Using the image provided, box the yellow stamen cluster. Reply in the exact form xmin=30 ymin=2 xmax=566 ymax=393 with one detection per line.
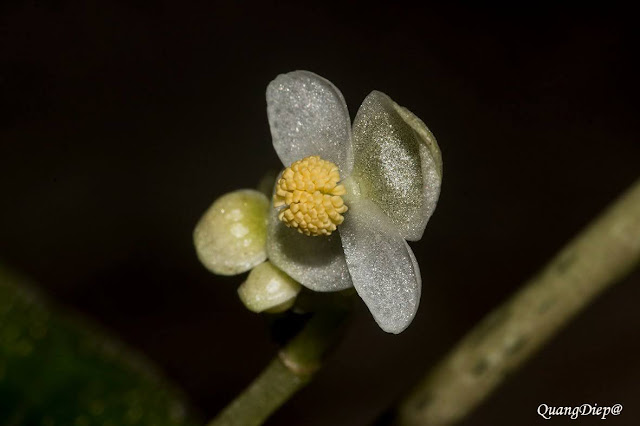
xmin=274 ymin=156 xmax=348 ymax=236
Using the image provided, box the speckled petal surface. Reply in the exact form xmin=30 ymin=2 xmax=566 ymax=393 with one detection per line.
xmin=267 ymin=71 xmax=353 ymax=175
xmin=340 ymin=198 xmax=421 ymax=334
xmin=351 ymin=91 xmax=442 ymax=241
xmin=266 ymin=204 xmax=353 ymax=292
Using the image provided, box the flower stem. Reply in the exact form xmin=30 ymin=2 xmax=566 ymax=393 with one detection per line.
xmin=394 ymin=178 xmax=640 ymax=426
xmin=207 ymin=306 xmax=350 ymax=426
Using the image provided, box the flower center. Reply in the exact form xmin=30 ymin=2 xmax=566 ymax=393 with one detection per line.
xmin=274 ymin=155 xmax=348 ymax=236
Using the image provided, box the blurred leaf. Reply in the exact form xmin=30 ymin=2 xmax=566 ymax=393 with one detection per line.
xmin=0 ymin=264 xmax=200 ymax=426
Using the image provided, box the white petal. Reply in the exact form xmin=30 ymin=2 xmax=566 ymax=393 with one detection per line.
xmin=266 ymin=203 xmax=353 ymax=292
xmin=340 ymin=198 xmax=421 ymax=334
xmin=237 ymin=261 xmax=301 ymax=313
xmin=351 ymin=91 xmax=442 ymax=241
xmin=193 ymin=190 xmax=269 ymax=275
xmin=266 ymin=71 xmax=353 ymax=175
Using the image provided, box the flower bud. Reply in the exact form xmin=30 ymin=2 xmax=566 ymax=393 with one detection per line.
xmin=237 ymin=261 xmax=301 ymax=313
xmin=193 ymin=189 xmax=269 ymax=275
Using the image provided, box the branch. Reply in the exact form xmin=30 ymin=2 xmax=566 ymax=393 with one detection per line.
xmin=396 ymin=178 xmax=640 ymax=425
xmin=208 ymin=306 xmax=350 ymax=426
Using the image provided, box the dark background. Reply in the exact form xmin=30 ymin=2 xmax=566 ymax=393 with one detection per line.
xmin=1 ymin=2 xmax=639 ymax=425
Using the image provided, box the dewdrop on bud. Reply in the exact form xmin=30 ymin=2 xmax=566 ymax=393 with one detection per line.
xmin=237 ymin=261 xmax=301 ymax=313
xmin=193 ymin=189 xmax=269 ymax=275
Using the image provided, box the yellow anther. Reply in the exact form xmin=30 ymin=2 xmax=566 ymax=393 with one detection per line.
xmin=274 ymin=156 xmax=348 ymax=236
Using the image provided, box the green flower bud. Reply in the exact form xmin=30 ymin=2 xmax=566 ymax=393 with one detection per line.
xmin=193 ymin=189 xmax=269 ymax=275
xmin=237 ymin=261 xmax=301 ymax=313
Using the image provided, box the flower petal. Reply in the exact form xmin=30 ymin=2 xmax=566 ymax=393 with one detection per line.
xmin=267 ymin=71 xmax=353 ymax=175
xmin=351 ymin=91 xmax=442 ymax=241
xmin=266 ymin=203 xmax=353 ymax=292
xmin=193 ymin=189 xmax=269 ymax=275
xmin=340 ymin=198 xmax=421 ymax=334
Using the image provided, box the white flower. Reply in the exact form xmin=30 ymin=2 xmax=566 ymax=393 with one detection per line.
xmin=266 ymin=71 xmax=442 ymax=333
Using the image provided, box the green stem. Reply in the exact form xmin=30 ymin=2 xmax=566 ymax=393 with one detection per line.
xmin=208 ymin=307 xmax=350 ymax=426
xmin=395 ymin=178 xmax=640 ymax=426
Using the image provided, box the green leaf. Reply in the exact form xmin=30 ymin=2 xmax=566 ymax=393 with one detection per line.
xmin=0 ymin=264 xmax=200 ymax=426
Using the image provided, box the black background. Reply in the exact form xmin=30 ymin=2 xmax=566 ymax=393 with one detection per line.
xmin=1 ymin=2 xmax=639 ymax=425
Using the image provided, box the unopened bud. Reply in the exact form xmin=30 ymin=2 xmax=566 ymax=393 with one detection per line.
xmin=237 ymin=261 xmax=301 ymax=313
xmin=193 ymin=189 xmax=269 ymax=275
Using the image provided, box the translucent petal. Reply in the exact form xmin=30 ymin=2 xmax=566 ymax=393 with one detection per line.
xmin=351 ymin=91 xmax=442 ymax=241
xmin=193 ymin=190 xmax=269 ymax=275
xmin=267 ymin=71 xmax=353 ymax=175
xmin=340 ymin=198 xmax=421 ymax=334
xmin=237 ymin=261 xmax=301 ymax=313
xmin=266 ymin=202 xmax=353 ymax=292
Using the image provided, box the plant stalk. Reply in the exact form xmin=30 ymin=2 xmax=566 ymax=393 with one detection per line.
xmin=395 ymin=178 xmax=640 ymax=425
xmin=208 ymin=307 xmax=350 ymax=426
